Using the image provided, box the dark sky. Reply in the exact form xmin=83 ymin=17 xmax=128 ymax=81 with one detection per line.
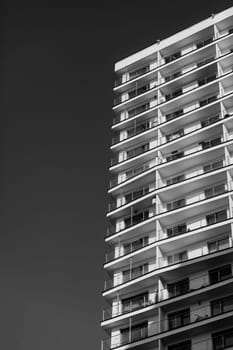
xmin=0 ymin=0 xmax=232 ymax=349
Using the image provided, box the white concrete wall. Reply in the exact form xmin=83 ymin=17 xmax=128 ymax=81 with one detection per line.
xmin=184 ymin=142 xmax=202 ymax=155
xmin=149 ymin=139 xmax=158 ymax=149
xmin=182 ymin=62 xmax=197 ymax=74
xmin=184 ymin=120 xmax=201 ymax=134
xmin=182 ymin=80 xmax=198 ymax=93
xmin=183 ymin=101 xmax=200 ymax=113
xmin=181 ymin=43 xmax=197 ymax=55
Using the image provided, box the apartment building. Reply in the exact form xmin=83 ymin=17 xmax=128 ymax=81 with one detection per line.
xmin=101 ymin=6 xmax=233 ymax=350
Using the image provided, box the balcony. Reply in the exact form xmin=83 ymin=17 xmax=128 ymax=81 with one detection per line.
xmin=108 ymin=180 xmax=228 ymax=236
xmin=106 ymin=180 xmax=232 ymax=237
xmin=113 ymin=77 xmax=220 ymax=126
xmin=113 ymin=62 xmax=233 ymax=128
xmin=163 ymin=72 xmax=217 ymax=103
xmin=114 ymin=55 xmax=218 ymax=108
xmin=111 ymin=111 xmax=227 ymax=168
xmin=102 ymin=295 xmax=233 ymax=349
xmin=105 ymin=208 xmax=230 ymax=264
xmin=114 ymin=36 xmax=213 ymax=89
xmin=163 ymin=37 xmax=213 ymax=64
xmin=102 ymin=274 xmax=233 ymax=322
xmin=109 ymin=127 xmax=229 ymax=190
xmin=115 ymin=65 xmax=150 ymax=88
xmin=111 ymin=117 xmax=158 ymax=146
xmin=103 ymin=238 xmax=232 ymax=291
xmin=113 ymin=27 xmax=233 ymax=90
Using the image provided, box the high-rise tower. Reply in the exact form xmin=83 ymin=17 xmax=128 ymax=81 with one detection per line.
xmin=102 ymin=7 xmax=233 ymax=350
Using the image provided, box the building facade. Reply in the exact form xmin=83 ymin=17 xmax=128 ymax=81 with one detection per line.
xmin=101 ymin=7 xmax=233 ymax=350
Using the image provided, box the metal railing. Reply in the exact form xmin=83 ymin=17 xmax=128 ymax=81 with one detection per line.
xmin=108 ymin=121 xmax=230 ymax=189
xmin=108 ymin=156 xmax=225 ymax=213
xmin=114 ymin=34 xmax=216 ymax=88
xmin=113 ymin=65 xmax=232 ymax=126
xmin=106 ymin=183 xmax=230 ymax=238
xmin=102 ymin=274 xmax=233 ymax=321
xmin=113 ymin=26 xmax=233 ymax=89
xmin=105 ymin=210 xmax=230 ymax=264
xmin=102 ymin=302 xmax=233 ymax=349
xmin=103 ymin=243 xmax=233 ymax=291
xmin=110 ymin=110 xmax=223 ymax=167
xmin=111 ymin=118 xmax=158 ymax=145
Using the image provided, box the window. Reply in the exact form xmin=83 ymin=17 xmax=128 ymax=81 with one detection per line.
xmin=167 ymin=174 xmax=185 ymax=186
xmin=168 ymin=251 xmax=187 ymax=265
xmin=125 ymin=186 xmax=149 ymax=204
xmin=167 ymin=223 xmax=187 ymax=237
xmin=208 ymin=236 xmax=229 ymax=253
xmin=165 ymin=51 xmax=181 ymax=64
xmin=128 ymin=84 xmax=149 ymax=99
xmin=123 ymin=236 xmax=149 ymax=254
xmin=212 ymin=328 xmax=233 ymax=350
xmin=123 ymin=263 xmax=149 ymax=283
xmin=201 ymin=114 xmax=220 ymax=127
xmin=122 ymin=292 xmax=149 ymax=313
xmin=204 ymin=183 xmax=225 ymax=198
xmin=200 ymin=137 xmax=221 ymax=150
xmin=124 ymin=210 xmax=149 ymax=228
xmin=196 ymin=37 xmax=213 ymax=49
xmin=167 ymin=198 xmax=185 ymax=211
xmin=199 ymin=95 xmax=217 ymax=107
xmin=168 ymin=308 xmax=190 ymax=329
xmin=166 ymin=151 xmax=184 ymax=162
xmin=127 ymin=142 xmax=149 ymax=159
xmin=168 ymin=340 xmax=191 ymax=350
xmin=120 ymin=322 xmax=148 ymax=345
xmin=166 ymin=129 xmax=184 ymax=142
xmin=206 ymin=209 xmax=227 ymax=225
xmin=128 ymin=103 xmax=149 ymax=118
xmin=166 ymin=109 xmax=183 ymax=121
xmin=211 ymin=295 xmax=233 ymax=316
xmin=209 ymin=264 xmax=232 ymax=284
xmin=167 ymin=278 xmax=189 ymax=298
xmin=129 ymin=66 xmax=149 ymax=79
xmin=203 ymin=159 xmax=223 ymax=173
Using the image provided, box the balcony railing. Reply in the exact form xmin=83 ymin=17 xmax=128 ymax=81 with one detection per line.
xmin=115 ymin=65 xmax=150 ymax=87
xmin=105 ymin=210 xmax=230 ymax=264
xmin=112 ymin=118 xmax=158 ymax=145
xmin=113 ymin=55 xmax=217 ymax=107
xmin=102 ymin=274 xmax=233 ymax=321
xmin=114 ymin=35 xmax=214 ymax=88
xmin=164 ymin=72 xmax=217 ymax=102
xmin=106 ymin=183 xmax=230 ymax=238
xmin=102 ymin=297 xmax=233 ymax=349
xmin=164 ymin=56 xmax=215 ymax=83
xmin=110 ymin=112 xmax=224 ymax=167
xmin=113 ymin=57 xmax=233 ymax=126
xmin=114 ymin=27 xmax=233 ymax=89
xmin=104 ymin=240 xmax=233 ymax=291
xmin=109 ymin=131 xmax=225 ymax=189
xmin=108 ymin=157 xmax=225 ymax=213
xmin=101 ymin=335 xmax=229 ymax=350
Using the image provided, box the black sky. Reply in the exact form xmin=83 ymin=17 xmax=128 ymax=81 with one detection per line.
xmin=0 ymin=0 xmax=232 ymax=349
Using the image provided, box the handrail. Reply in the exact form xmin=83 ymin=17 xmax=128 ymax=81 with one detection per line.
xmin=106 ymin=186 xmax=232 ymax=238
xmin=102 ymin=295 xmax=233 ymax=349
xmin=108 ymin=157 xmax=226 ymax=213
xmin=102 ymin=274 xmax=233 ymax=321
xmin=114 ymin=27 xmax=232 ymax=89
xmin=105 ymin=212 xmax=231 ymax=264
xmin=112 ymin=67 xmax=233 ymax=126
xmin=110 ymin=109 xmax=224 ymax=167
xmin=103 ymin=245 xmax=233 ymax=292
